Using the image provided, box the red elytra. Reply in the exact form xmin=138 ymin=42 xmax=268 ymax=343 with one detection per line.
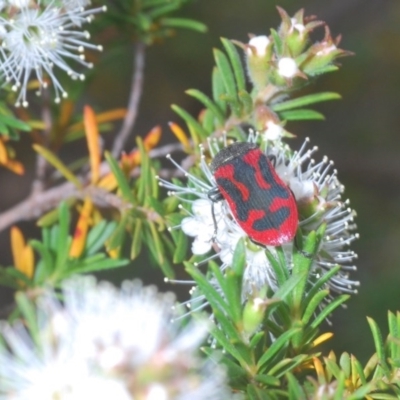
xmin=208 ymin=142 xmax=298 ymax=246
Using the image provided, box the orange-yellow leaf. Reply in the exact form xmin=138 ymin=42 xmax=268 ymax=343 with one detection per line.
xmin=107 ymin=247 xmax=120 ymax=259
xmin=4 ymin=159 xmax=24 ymax=175
xmin=11 ymin=226 xmax=34 ymax=279
xmin=169 ymin=122 xmax=190 ymax=148
xmin=120 ymin=150 xmax=140 ymax=173
xmin=11 ymin=226 xmax=24 ymax=271
xmin=21 ymin=246 xmax=34 ymax=279
xmin=59 ymin=100 xmax=75 ymax=129
xmin=96 ymin=108 xmax=127 ymax=123
xmin=116 ymin=125 xmax=162 ymax=174
xmin=313 ymin=357 xmax=326 ymax=380
xmin=84 ymin=105 xmax=101 ymax=184
xmin=97 ymin=172 xmax=118 ymax=191
xmin=311 ymin=332 xmax=333 ymax=348
xmin=69 ymin=198 xmax=93 ymax=258
xmin=143 ymin=125 xmax=162 ymax=149
xmin=91 ymin=207 xmax=103 ymax=224
xmin=67 ymin=108 xmax=127 ymax=135
xmin=327 ymin=351 xmax=337 ymax=362
xmin=0 ymin=139 xmax=8 ymax=163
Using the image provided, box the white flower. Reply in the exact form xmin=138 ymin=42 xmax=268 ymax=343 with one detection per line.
xmin=0 ymin=276 xmax=230 ymax=400
xmin=0 ymin=1 xmax=104 ymax=106
xmin=277 ymin=57 xmax=298 ymax=78
xmin=247 ymin=35 xmax=270 ymax=57
xmin=271 ymin=138 xmax=359 ymax=295
xmin=181 ymin=198 xmax=219 ymax=255
xmin=159 ymin=137 xmax=359 ymax=303
xmin=264 ymin=120 xmax=284 ymax=140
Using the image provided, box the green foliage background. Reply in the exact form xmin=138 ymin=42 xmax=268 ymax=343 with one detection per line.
xmin=1 ymin=0 xmax=399 ymax=364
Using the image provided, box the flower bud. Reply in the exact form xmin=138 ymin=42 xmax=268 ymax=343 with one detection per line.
xmin=253 ymin=104 xmax=294 ymax=140
xmin=245 ymin=35 xmax=273 ymax=89
xmin=242 ymin=295 xmax=268 ymax=336
xmin=301 ymin=26 xmax=353 ymax=76
xmin=269 ymin=56 xmax=307 ymax=87
xmin=277 ymin=7 xmax=324 ymax=57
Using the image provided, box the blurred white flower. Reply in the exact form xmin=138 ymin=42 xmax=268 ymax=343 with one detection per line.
xmin=0 ymin=1 xmax=104 ymax=106
xmin=0 ymin=276 xmax=229 ymax=399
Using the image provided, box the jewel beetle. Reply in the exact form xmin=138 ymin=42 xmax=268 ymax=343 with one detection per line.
xmin=208 ymin=142 xmax=298 ymax=246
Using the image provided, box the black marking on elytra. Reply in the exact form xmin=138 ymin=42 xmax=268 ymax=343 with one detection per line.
xmin=215 ymin=150 xmax=290 ymax=232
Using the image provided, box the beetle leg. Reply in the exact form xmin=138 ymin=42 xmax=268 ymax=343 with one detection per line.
xmin=210 ymin=202 xmax=218 ymax=242
xmin=207 ymin=186 xmax=224 ymax=202
xmin=207 ymin=187 xmax=224 ymax=242
xmin=267 ymin=154 xmax=277 ymax=167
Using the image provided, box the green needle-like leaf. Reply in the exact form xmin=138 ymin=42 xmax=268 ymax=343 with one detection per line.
xmin=325 ymin=357 xmax=342 ymax=380
xmin=171 ymin=104 xmax=210 ymax=141
xmin=224 ymin=269 xmax=242 ymax=325
xmin=268 ymin=354 xmax=309 ymax=378
xmin=172 ymin=229 xmax=188 ymax=263
xmin=221 ymin=37 xmax=246 ymax=92
xmin=339 ymin=352 xmax=351 ymax=377
xmin=257 ymin=328 xmax=300 ymax=370
xmin=212 ymin=67 xmax=228 ymax=112
xmin=15 ymin=292 xmax=40 ymax=347
xmin=287 ymin=372 xmax=307 ymax=400
xmin=271 ymin=92 xmax=341 ymax=111
xmin=304 ymin=265 xmax=340 ymax=305
xmin=272 ymin=271 xmax=307 ymax=303
xmin=33 ymin=144 xmax=81 ymax=188
xmin=185 ymin=89 xmax=225 ymax=124
xmin=266 ymin=248 xmax=289 ymax=287
xmin=291 ymin=231 xmax=317 ymax=310
xmin=0 ymin=115 xmax=31 ymax=132
xmin=347 ymin=384 xmax=375 ymax=399
xmin=147 ymin=3 xmax=180 ymax=18
xmin=30 ymin=240 xmax=54 ymax=282
xmin=270 ymin=29 xmax=283 ymax=56
xmin=311 ymin=295 xmax=349 ymax=329
xmin=213 ymin=48 xmax=238 ymax=103
xmin=211 ymin=323 xmax=251 ymax=366
xmin=253 ymin=374 xmax=280 ymax=387
xmin=161 ymin=18 xmax=207 ymax=32
xmin=279 ymin=109 xmax=325 ymax=121
xmin=55 ymin=203 xmax=71 ymax=272
xmin=85 ymin=221 xmax=117 ymax=256
xmin=130 ymin=219 xmax=143 ymax=260
xmin=105 ymin=152 xmax=135 ymax=203
xmin=148 ymin=222 xmax=165 ymax=266
xmin=367 ymin=316 xmax=390 ymax=374
xmin=388 ymin=311 xmax=399 ymax=360
xmin=186 ymin=262 xmax=230 ymax=317
xmin=302 ymin=289 xmax=329 ymax=325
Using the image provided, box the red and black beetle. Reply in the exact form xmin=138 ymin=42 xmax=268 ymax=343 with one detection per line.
xmin=208 ymin=142 xmax=298 ymax=247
